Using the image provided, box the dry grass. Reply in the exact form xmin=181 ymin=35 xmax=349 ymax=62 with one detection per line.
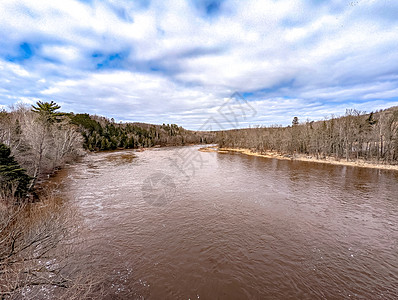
xmin=198 ymin=146 xmax=218 ymax=153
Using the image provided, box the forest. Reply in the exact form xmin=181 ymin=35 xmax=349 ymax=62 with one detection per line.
xmin=217 ymin=107 xmax=398 ymax=164
xmin=69 ymin=113 xmax=215 ymax=151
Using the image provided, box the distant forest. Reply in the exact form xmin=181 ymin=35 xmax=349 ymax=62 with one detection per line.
xmin=1 ymin=101 xmax=398 ymax=202
xmin=69 ymin=113 xmax=215 ymax=151
xmin=217 ymin=106 xmax=398 ymax=163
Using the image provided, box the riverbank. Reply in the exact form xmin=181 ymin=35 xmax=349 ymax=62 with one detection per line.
xmin=199 ymin=146 xmax=398 ymax=171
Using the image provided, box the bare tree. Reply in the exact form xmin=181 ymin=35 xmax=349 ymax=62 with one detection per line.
xmin=0 ymin=193 xmax=103 ymax=299
xmin=216 ymin=106 xmax=398 ymax=165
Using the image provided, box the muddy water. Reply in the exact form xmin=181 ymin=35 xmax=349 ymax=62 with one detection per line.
xmin=52 ymin=146 xmax=398 ymax=299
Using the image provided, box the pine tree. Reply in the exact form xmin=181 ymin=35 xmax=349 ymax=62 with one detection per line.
xmin=31 ymin=101 xmax=63 ymax=124
xmin=0 ymin=143 xmax=32 ymax=199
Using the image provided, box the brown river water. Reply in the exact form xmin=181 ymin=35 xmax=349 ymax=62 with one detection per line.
xmin=47 ymin=145 xmax=397 ymax=299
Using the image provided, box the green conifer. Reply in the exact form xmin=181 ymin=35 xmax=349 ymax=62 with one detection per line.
xmin=0 ymin=143 xmax=32 ymax=199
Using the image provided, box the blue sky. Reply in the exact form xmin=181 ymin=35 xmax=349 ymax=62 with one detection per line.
xmin=0 ymin=0 xmax=398 ymax=129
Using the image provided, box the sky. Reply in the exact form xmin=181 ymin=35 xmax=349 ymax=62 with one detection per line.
xmin=0 ymin=0 xmax=398 ymax=130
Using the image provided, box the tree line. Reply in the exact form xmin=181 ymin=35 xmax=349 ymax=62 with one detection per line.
xmin=0 ymin=102 xmax=83 ymax=202
xmin=217 ymin=107 xmax=398 ymax=163
xmin=69 ymin=113 xmax=215 ymax=151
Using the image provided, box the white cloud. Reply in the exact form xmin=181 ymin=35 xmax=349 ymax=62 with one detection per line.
xmin=0 ymin=60 xmax=31 ymax=78
xmin=0 ymin=0 xmax=397 ymax=129
xmin=36 ymin=70 xmax=222 ymax=124
xmin=41 ymin=46 xmax=81 ymax=63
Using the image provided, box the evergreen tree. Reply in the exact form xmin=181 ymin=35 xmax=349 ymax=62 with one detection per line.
xmin=0 ymin=143 xmax=32 ymax=199
xmin=31 ymin=100 xmax=63 ymax=124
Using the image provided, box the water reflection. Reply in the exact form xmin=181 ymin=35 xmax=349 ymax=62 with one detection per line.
xmin=51 ymin=146 xmax=398 ymax=299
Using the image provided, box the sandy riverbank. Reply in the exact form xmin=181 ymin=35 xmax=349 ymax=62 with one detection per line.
xmin=199 ymin=147 xmax=398 ymax=171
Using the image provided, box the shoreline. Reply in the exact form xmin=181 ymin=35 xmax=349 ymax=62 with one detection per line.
xmin=199 ymin=146 xmax=398 ymax=171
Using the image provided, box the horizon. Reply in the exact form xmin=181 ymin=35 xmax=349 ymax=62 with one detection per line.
xmin=1 ymin=0 xmax=398 ymax=130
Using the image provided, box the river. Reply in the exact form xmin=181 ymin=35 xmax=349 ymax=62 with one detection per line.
xmin=49 ymin=145 xmax=398 ymax=299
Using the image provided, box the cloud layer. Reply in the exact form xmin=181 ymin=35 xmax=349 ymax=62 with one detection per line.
xmin=1 ymin=0 xmax=398 ymax=129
